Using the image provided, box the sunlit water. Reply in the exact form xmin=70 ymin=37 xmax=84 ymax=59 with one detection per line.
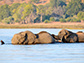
xmin=0 ymin=29 xmax=84 ymax=63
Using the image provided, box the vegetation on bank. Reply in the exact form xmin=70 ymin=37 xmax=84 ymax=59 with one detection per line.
xmin=0 ymin=0 xmax=84 ymax=24
xmin=0 ymin=24 xmax=84 ymax=29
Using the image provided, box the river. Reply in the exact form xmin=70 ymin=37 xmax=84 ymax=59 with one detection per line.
xmin=0 ymin=29 xmax=84 ymax=63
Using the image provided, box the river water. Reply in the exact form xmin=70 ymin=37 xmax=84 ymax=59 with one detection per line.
xmin=0 ymin=29 xmax=84 ymax=63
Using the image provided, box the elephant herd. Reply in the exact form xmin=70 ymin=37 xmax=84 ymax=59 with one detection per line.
xmin=11 ymin=29 xmax=84 ymax=45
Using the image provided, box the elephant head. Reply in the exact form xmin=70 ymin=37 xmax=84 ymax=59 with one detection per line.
xmin=12 ymin=30 xmax=36 ymax=45
xmin=57 ymin=29 xmax=78 ymax=43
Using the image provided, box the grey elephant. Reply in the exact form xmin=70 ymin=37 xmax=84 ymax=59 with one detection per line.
xmin=55 ymin=29 xmax=78 ymax=43
xmin=12 ymin=30 xmax=56 ymax=45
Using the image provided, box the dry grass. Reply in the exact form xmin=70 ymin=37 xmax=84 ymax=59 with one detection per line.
xmin=0 ymin=22 xmax=84 ymax=29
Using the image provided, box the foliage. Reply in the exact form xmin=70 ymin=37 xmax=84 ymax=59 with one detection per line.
xmin=44 ymin=20 xmax=50 ymax=23
xmin=31 ymin=0 xmax=40 ymax=3
xmin=22 ymin=3 xmax=35 ymax=20
xmin=2 ymin=16 xmax=14 ymax=24
xmin=55 ymin=19 xmax=59 ymax=21
xmin=66 ymin=0 xmax=82 ymax=16
xmin=50 ymin=17 xmax=55 ymax=21
xmin=73 ymin=18 xmax=81 ymax=22
xmin=0 ymin=0 xmax=84 ymax=24
xmin=0 ymin=4 xmax=11 ymax=21
xmin=70 ymin=18 xmax=81 ymax=22
xmin=42 ymin=15 xmax=50 ymax=22
xmin=60 ymin=18 xmax=66 ymax=22
xmin=66 ymin=18 xmax=71 ymax=22
xmin=77 ymin=11 xmax=84 ymax=20
xmin=50 ymin=0 xmax=66 ymax=8
xmin=10 ymin=3 xmax=20 ymax=15
xmin=36 ymin=5 xmax=45 ymax=22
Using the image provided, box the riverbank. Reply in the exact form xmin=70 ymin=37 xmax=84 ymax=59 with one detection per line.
xmin=0 ymin=22 xmax=84 ymax=29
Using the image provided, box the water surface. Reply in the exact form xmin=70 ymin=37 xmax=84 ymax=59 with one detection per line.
xmin=0 ymin=29 xmax=84 ymax=63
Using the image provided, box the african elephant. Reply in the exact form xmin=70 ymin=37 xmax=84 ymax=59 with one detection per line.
xmin=76 ymin=31 xmax=84 ymax=42
xmin=34 ymin=31 xmax=56 ymax=44
xmin=12 ymin=31 xmax=56 ymax=45
xmin=12 ymin=30 xmax=36 ymax=45
xmin=57 ymin=29 xmax=78 ymax=43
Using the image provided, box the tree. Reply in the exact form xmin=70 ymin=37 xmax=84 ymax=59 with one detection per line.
xmin=21 ymin=3 xmax=37 ymax=24
xmin=36 ymin=5 xmax=45 ymax=22
xmin=31 ymin=0 xmax=40 ymax=3
xmin=10 ymin=3 xmax=20 ymax=15
xmin=66 ymin=0 xmax=82 ymax=16
xmin=77 ymin=11 xmax=84 ymax=20
xmin=12 ymin=3 xmax=27 ymax=23
xmin=2 ymin=16 xmax=14 ymax=24
xmin=0 ymin=4 xmax=11 ymax=21
xmin=52 ymin=6 xmax=64 ymax=17
xmin=50 ymin=0 xmax=66 ymax=8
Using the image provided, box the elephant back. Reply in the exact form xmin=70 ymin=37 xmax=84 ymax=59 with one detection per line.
xmin=76 ymin=31 xmax=84 ymax=42
xmin=37 ymin=31 xmax=55 ymax=44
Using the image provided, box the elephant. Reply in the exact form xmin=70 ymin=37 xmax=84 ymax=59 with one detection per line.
xmin=76 ymin=31 xmax=84 ymax=42
xmin=51 ymin=34 xmax=62 ymax=43
xmin=12 ymin=30 xmax=36 ymax=45
xmin=12 ymin=30 xmax=56 ymax=45
xmin=34 ymin=31 xmax=56 ymax=44
xmin=57 ymin=29 xmax=78 ymax=43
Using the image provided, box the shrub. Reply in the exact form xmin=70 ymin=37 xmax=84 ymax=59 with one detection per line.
xmin=82 ymin=18 xmax=84 ymax=21
xmin=60 ymin=18 xmax=66 ymax=22
xmin=66 ymin=18 xmax=71 ymax=22
xmin=50 ymin=17 xmax=55 ymax=22
xmin=55 ymin=19 xmax=59 ymax=21
xmin=2 ymin=16 xmax=14 ymax=24
xmin=44 ymin=20 xmax=50 ymax=23
xmin=2 ymin=18 xmax=10 ymax=24
xmin=72 ymin=18 xmax=81 ymax=22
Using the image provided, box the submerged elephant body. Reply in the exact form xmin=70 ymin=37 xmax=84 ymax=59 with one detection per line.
xmin=76 ymin=31 xmax=84 ymax=42
xmin=11 ymin=29 xmax=84 ymax=45
xmin=12 ymin=31 xmax=36 ymax=45
xmin=57 ymin=29 xmax=78 ymax=43
xmin=57 ymin=29 xmax=84 ymax=43
xmin=12 ymin=31 xmax=56 ymax=45
xmin=36 ymin=31 xmax=55 ymax=44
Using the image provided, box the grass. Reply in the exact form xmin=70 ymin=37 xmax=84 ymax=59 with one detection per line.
xmin=0 ymin=24 xmax=84 ymax=29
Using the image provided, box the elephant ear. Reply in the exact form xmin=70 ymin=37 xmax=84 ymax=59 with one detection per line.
xmin=64 ymin=30 xmax=73 ymax=39
xmin=62 ymin=33 xmax=78 ymax=43
xmin=58 ymin=29 xmax=67 ymax=39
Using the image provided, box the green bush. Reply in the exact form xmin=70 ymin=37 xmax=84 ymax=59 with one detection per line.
xmin=55 ymin=19 xmax=59 ymax=21
xmin=2 ymin=18 xmax=10 ymax=24
xmin=72 ymin=18 xmax=81 ymax=22
xmin=66 ymin=18 xmax=71 ymax=22
xmin=60 ymin=18 xmax=66 ymax=22
xmin=44 ymin=20 xmax=50 ymax=23
xmin=14 ymin=20 xmax=20 ymax=23
xmin=82 ymin=18 xmax=84 ymax=21
xmin=2 ymin=16 xmax=14 ymax=24
xmin=50 ymin=17 xmax=55 ymax=22
xmin=69 ymin=18 xmax=81 ymax=22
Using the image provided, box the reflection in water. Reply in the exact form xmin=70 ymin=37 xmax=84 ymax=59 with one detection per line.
xmin=0 ymin=29 xmax=84 ymax=63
